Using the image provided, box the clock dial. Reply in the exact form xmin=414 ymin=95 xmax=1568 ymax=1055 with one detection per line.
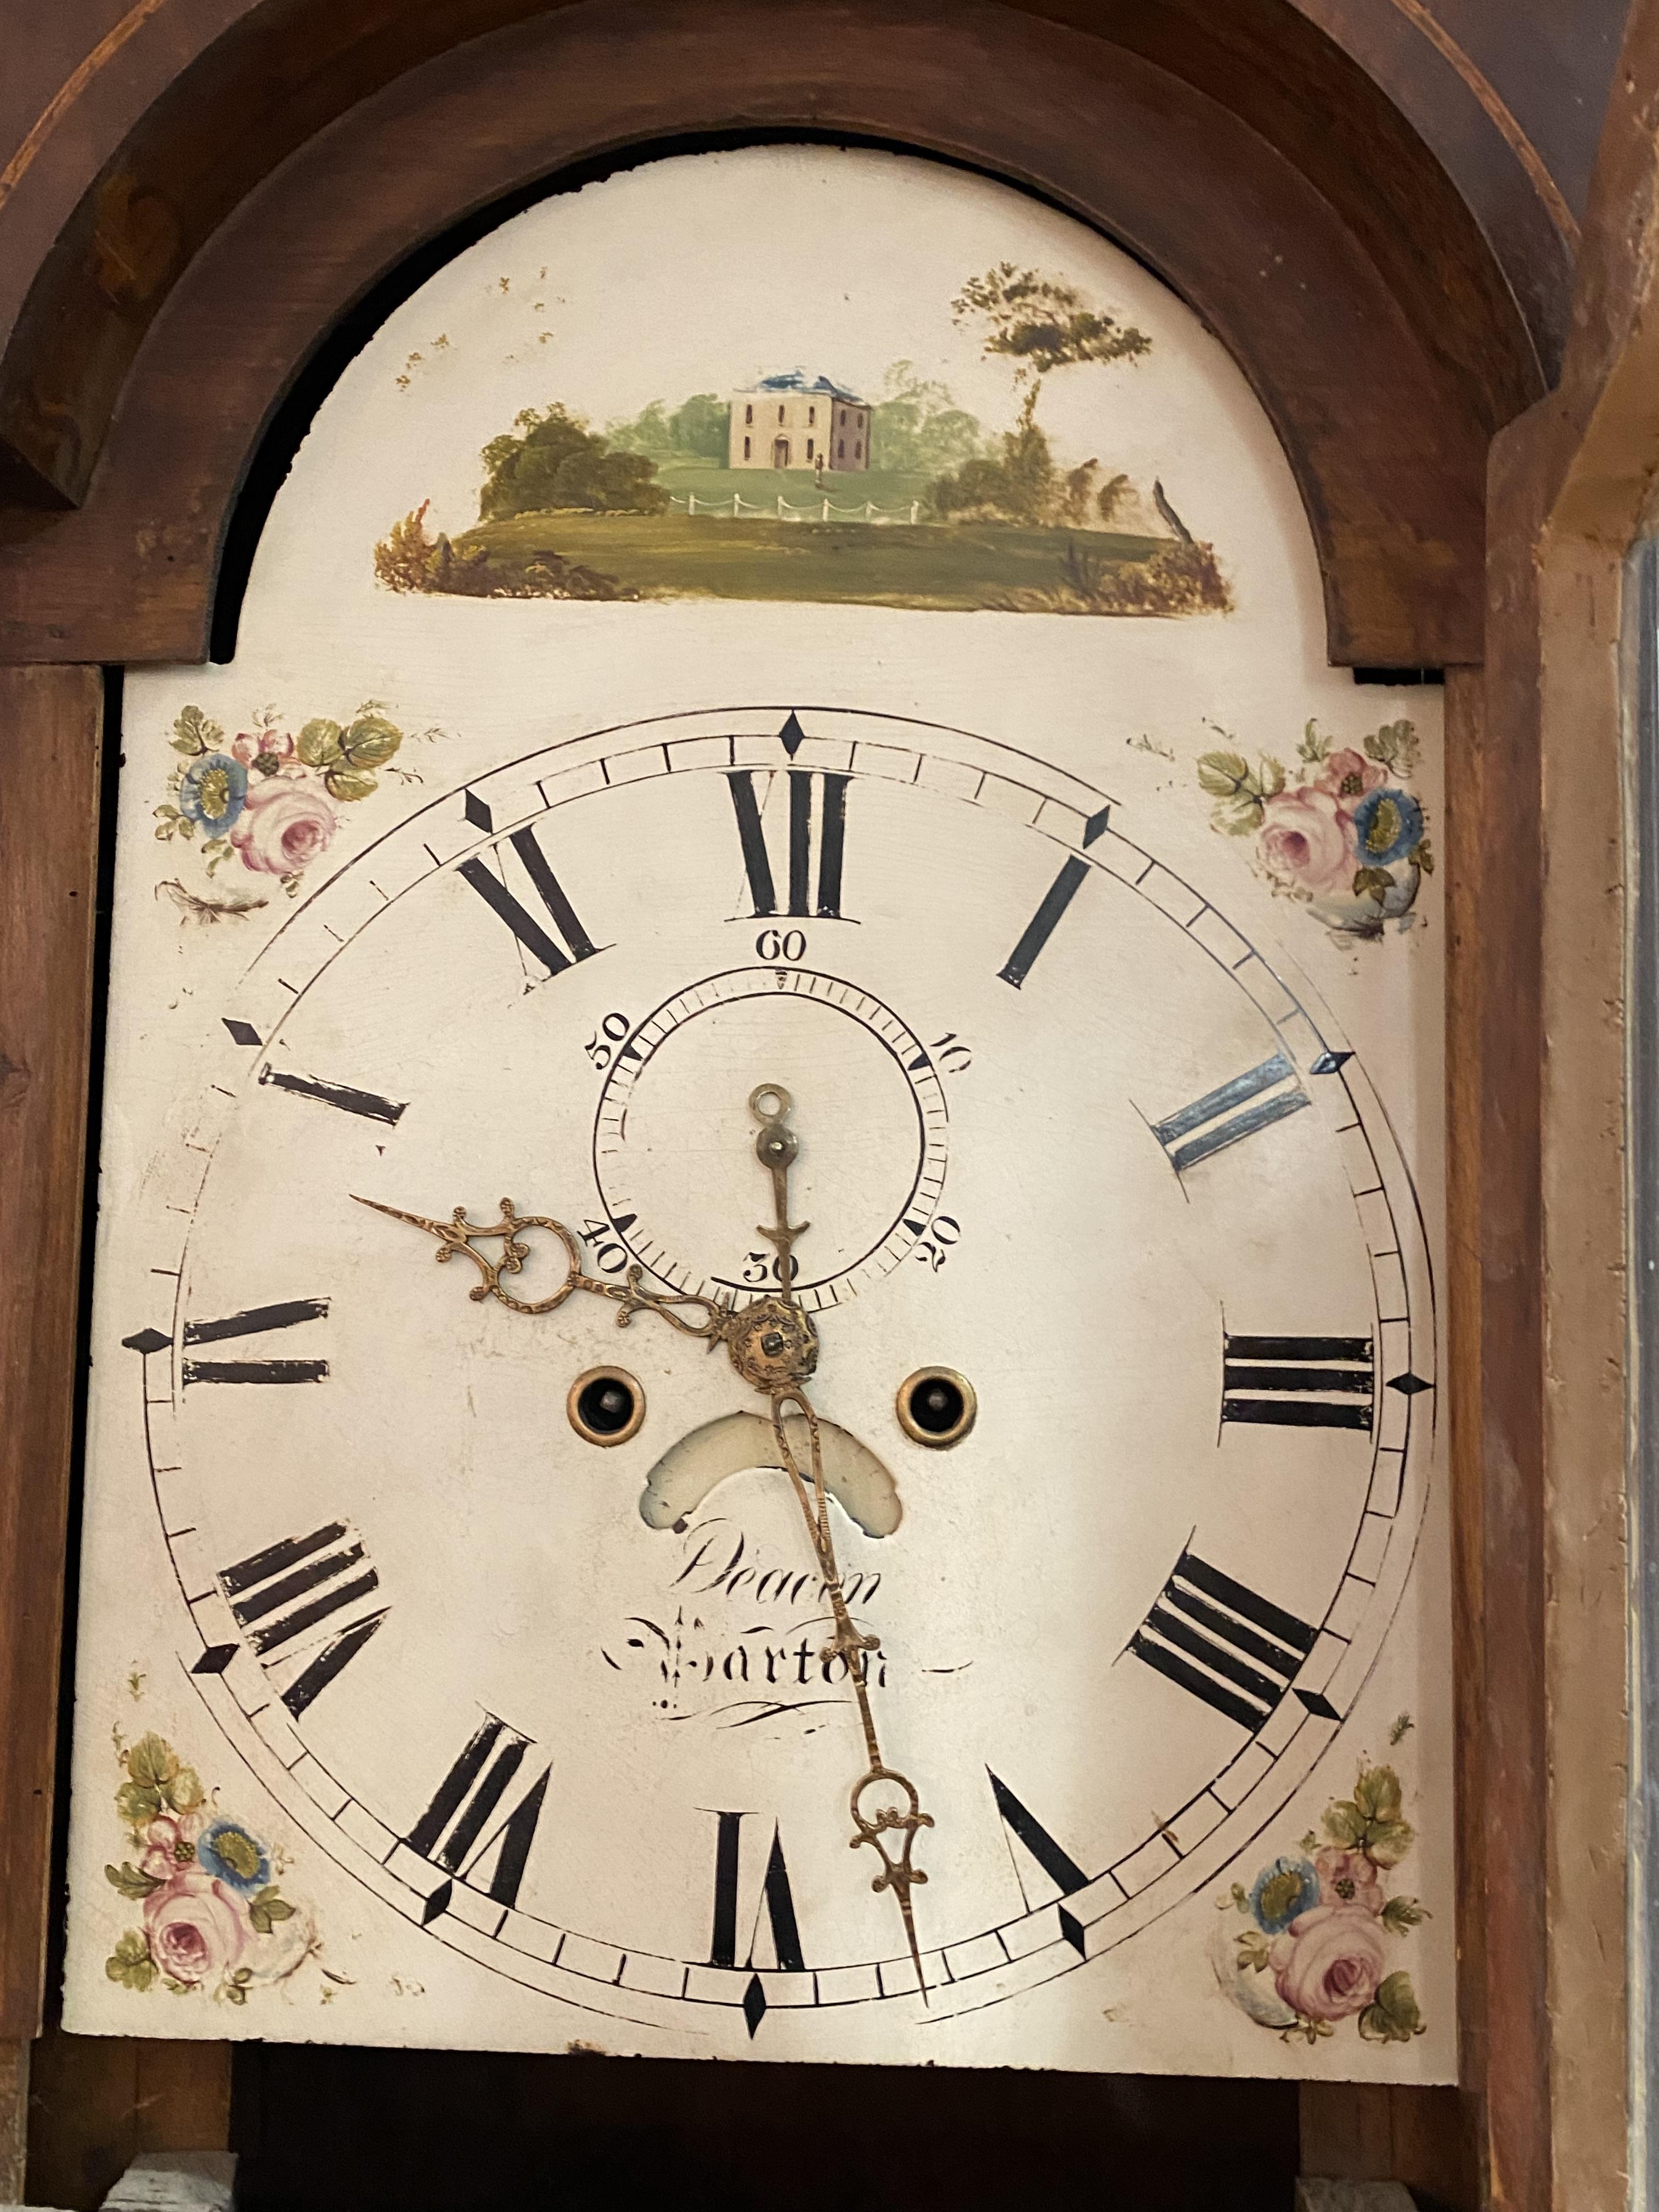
xmin=122 ymin=706 xmax=1432 ymax=2041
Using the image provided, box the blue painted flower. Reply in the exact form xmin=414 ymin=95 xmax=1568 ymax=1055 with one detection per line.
xmin=177 ymin=753 xmax=248 ymax=838
xmin=1249 ymin=1854 xmax=1322 ymax=1934
xmin=196 ymin=1818 xmax=269 ymax=1894
xmin=1352 ymin=786 xmax=1424 ymax=868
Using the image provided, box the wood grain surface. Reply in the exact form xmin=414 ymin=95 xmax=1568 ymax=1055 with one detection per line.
xmin=0 ymin=666 xmax=101 ymax=2041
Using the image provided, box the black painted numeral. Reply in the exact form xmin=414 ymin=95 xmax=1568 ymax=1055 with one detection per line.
xmin=1150 ymin=1048 xmax=1310 ymax=1171
xmin=182 ymin=1298 xmax=329 ymax=1386
xmin=1222 ymin=1334 xmax=1375 ymax=1431
xmin=727 ymin=770 xmax=850 ymax=919
xmin=200 ymin=1519 xmax=386 ymax=1717
xmin=1130 ymin=1549 xmax=1317 ymax=1731
xmin=997 ymin=808 xmax=1111 ymax=988
xmin=460 ymin=825 xmax=601 ymax=977
xmin=707 ymin=1812 xmax=805 ymax=1972
xmin=258 ymin=1069 xmax=407 ymax=1125
xmin=988 ymin=1770 xmax=1088 ymax=1901
xmin=407 ymin=1716 xmax=550 ymax=1920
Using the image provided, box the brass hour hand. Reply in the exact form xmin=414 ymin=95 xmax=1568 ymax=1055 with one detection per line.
xmin=352 ymin=1194 xmax=729 ymax=1340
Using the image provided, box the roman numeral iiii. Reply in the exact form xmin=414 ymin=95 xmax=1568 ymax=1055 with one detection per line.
xmin=1130 ymin=1549 xmax=1317 ymax=1731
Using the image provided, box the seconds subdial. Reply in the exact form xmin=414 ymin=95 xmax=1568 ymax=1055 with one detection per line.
xmin=592 ymin=967 xmax=950 ymax=1310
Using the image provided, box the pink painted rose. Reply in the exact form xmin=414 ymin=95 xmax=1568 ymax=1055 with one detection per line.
xmin=1268 ymin=1902 xmax=1387 ymax=2023
xmin=142 ymin=1869 xmax=250 ymax=1987
xmin=1259 ymin=787 xmax=1358 ymax=897
xmin=1312 ymin=748 xmax=1385 ymax=808
xmin=1315 ymin=1845 xmax=1385 ymax=1915
xmin=232 ymin=774 xmax=336 ymax=877
xmin=232 ymin=728 xmax=295 ymax=772
xmin=140 ymin=1809 xmax=202 ymax=1883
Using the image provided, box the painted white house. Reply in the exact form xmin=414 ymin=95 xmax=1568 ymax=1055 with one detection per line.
xmin=728 ymin=370 xmax=871 ymax=471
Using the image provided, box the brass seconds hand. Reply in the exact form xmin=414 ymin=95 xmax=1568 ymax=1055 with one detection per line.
xmin=743 ymin=1084 xmax=934 ymax=2002
xmin=353 ymin=1084 xmax=934 ymax=2000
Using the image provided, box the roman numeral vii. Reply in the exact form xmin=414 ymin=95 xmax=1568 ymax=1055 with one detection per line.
xmin=405 ymin=1716 xmax=551 ymax=1923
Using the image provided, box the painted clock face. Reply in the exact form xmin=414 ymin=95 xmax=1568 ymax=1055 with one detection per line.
xmin=128 ymin=704 xmax=1432 ymax=2046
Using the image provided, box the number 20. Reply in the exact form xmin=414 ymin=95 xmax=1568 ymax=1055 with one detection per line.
xmin=914 ymin=1216 xmax=961 ymax=1271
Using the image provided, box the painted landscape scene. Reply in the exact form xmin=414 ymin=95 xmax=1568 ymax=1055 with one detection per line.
xmin=373 ymin=268 xmax=1232 ymax=618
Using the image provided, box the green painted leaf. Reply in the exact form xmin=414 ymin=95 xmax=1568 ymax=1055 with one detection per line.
xmin=171 ymin=705 xmax=221 ymax=758
xmin=1415 ymin=839 xmax=1436 ymax=875
xmin=249 ymin=1886 xmax=296 ymax=1936
xmin=341 ymin=713 xmax=402 ymax=768
xmin=1197 ymin=749 xmax=1253 ymax=799
xmin=1322 ymin=1798 xmax=1367 ymax=1848
xmin=105 ymin=1930 xmax=156 ymax=1992
xmin=297 ymin=717 xmax=343 ymax=767
xmin=1358 ymin=1969 xmax=1425 ymax=2043
xmin=1235 ymin=1928 xmax=1272 ymax=1973
xmin=1213 ymin=794 xmax=1263 ymax=836
xmin=116 ymin=1779 xmax=164 ymax=1829
xmin=1365 ymin=1818 xmax=1416 ymax=1869
xmin=323 ymin=765 xmax=378 ymax=803
xmin=166 ymin=1765 xmax=205 ymax=1813
xmin=1381 ymin=1894 xmax=1427 ymax=1933
xmin=106 ymin=1860 xmax=162 ymax=1900
xmin=1352 ymin=867 xmax=1395 ymax=901
xmin=1259 ymin=755 xmax=1286 ymax=797
xmin=1297 ymin=720 xmax=1330 ymax=764
xmin=1353 ymin=1766 xmax=1403 ymax=1824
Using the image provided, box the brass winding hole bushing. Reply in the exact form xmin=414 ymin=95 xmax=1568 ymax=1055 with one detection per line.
xmin=568 ymin=1366 xmax=646 ymax=1446
xmin=896 ymin=1368 xmax=977 ymax=1448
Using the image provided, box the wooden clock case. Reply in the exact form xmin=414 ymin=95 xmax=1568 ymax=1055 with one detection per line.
xmin=1 ymin=1 xmax=1654 ymax=2203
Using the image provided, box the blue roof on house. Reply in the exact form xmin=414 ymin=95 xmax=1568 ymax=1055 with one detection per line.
xmin=751 ymin=369 xmax=867 ymax=403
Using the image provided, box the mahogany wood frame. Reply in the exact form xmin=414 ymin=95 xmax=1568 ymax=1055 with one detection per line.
xmin=0 ymin=0 xmax=1615 ymax=2202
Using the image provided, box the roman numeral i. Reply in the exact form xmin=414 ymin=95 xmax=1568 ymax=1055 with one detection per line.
xmin=1130 ymin=1549 xmax=1317 ymax=1733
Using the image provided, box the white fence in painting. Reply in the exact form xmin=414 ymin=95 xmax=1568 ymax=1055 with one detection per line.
xmin=671 ymin=492 xmax=922 ymax=525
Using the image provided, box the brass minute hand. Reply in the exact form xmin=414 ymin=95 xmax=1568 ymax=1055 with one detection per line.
xmin=744 ymin=1085 xmax=934 ymax=2004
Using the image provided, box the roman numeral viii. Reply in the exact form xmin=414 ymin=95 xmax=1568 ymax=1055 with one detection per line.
xmin=194 ymin=1519 xmax=386 ymax=1717
xmin=459 ymin=821 xmax=601 ymax=977
xmin=727 ymin=770 xmax=850 ymax=919
xmin=1130 ymin=1549 xmax=1317 ymax=1732
xmin=1222 ymin=1334 xmax=1375 ymax=1431
xmin=406 ymin=1716 xmax=551 ymax=1924
xmin=1151 ymin=1047 xmax=1310 ymax=1172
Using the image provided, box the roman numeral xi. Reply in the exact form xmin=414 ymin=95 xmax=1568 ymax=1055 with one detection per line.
xmin=459 ymin=803 xmax=602 ymax=978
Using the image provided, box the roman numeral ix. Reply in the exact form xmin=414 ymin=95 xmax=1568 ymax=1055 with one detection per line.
xmin=1222 ymin=1334 xmax=1375 ymax=1431
xmin=459 ymin=808 xmax=602 ymax=977
xmin=406 ymin=1716 xmax=551 ymax=1924
xmin=1130 ymin=1549 xmax=1318 ymax=1733
xmin=727 ymin=769 xmax=850 ymax=920
xmin=194 ymin=1518 xmax=386 ymax=1717
xmin=1151 ymin=1047 xmax=1310 ymax=1172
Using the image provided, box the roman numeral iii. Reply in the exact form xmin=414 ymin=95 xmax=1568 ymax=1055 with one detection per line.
xmin=1222 ymin=1334 xmax=1375 ymax=1430
xmin=1130 ymin=1549 xmax=1317 ymax=1731
xmin=1151 ymin=1047 xmax=1310 ymax=1171
xmin=727 ymin=769 xmax=850 ymax=919
xmin=459 ymin=823 xmax=601 ymax=976
xmin=196 ymin=1518 xmax=386 ymax=1717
